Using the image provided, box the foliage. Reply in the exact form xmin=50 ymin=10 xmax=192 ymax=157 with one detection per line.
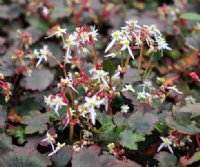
xmin=0 ymin=0 xmax=199 ymax=166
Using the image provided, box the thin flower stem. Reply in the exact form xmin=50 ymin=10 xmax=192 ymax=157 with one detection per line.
xmin=69 ymin=124 xmax=74 ymax=144
xmin=124 ymin=54 xmax=131 ymax=69
xmin=196 ymin=134 xmax=200 ymax=149
xmin=143 ymin=53 xmax=154 ymax=80
xmin=138 ymin=43 xmax=144 ymax=74
xmin=145 ymin=65 xmax=153 ymax=79
xmin=92 ymin=42 xmax=98 ymax=67
xmin=69 ymin=90 xmax=75 ymax=143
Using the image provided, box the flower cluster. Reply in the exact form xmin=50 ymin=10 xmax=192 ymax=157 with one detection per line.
xmin=42 ymin=132 xmax=65 ymax=156
xmin=105 ymin=19 xmax=171 ymax=60
xmin=0 ymin=73 xmax=12 ymax=102
xmin=46 ymin=25 xmax=98 ymax=63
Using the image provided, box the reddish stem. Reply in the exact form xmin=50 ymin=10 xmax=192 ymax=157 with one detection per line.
xmin=196 ymin=134 xmax=200 ymax=149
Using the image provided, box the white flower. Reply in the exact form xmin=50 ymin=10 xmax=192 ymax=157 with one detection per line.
xmin=156 ymin=36 xmax=172 ymax=51
xmin=185 ymin=95 xmax=196 ymax=104
xmin=44 ymin=95 xmax=53 ymax=109
xmin=125 ymin=19 xmax=141 ymax=29
xmin=48 ymin=142 xmax=65 ymax=156
xmin=89 ymin=26 xmax=98 ymax=41
xmin=84 ymin=95 xmax=104 ymax=125
xmin=157 ymin=137 xmax=173 ymax=153
xmin=36 ymin=45 xmax=49 ymax=67
xmin=167 ymin=86 xmax=183 ymax=94
xmin=149 ymin=24 xmax=161 ymax=37
xmin=42 ymin=132 xmax=55 ymax=151
xmin=104 ymin=53 xmax=116 ymax=58
xmin=51 ymin=96 xmax=67 ymax=116
xmin=120 ymin=37 xmax=134 ymax=59
xmin=105 ymin=30 xmax=121 ymax=53
xmin=41 ymin=6 xmax=49 ymax=16
xmin=121 ymin=105 xmax=129 ymax=113
xmin=122 ymin=84 xmax=135 ymax=92
xmin=139 ymin=80 xmax=153 ymax=92
xmin=121 ymin=29 xmax=131 ymax=41
xmin=58 ymin=73 xmax=77 ymax=93
xmin=137 ymin=91 xmax=151 ymax=100
xmin=93 ymin=70 xmax=109 ymax=88
xmin=133 ymin=32 xmax=142 ymax=46
xmin=80 ymin=31 xmax=90 ymax=44
xmin=46 ymin=26 xmax=67 ymax=38
xmin=64 ymin=34 xmax=77 ymax=63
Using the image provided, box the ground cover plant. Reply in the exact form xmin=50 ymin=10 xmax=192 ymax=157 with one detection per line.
xmin=0 ymin=0 xmax=200 ymax=166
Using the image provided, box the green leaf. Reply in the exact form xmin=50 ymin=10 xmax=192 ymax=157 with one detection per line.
xmin=21 ymin=111 xmax=49 ymax=134
xmin=103 ymin=60 xmax=115 ymax=76
xmin=179 ymin=103 xmax=200 ymax=113
xmin=20 ymin=68 xmax=54 ymax=91
xmin=113 ymin=112 xmax=127 ymax=126
xmin=187 ymin=151 xmax=200 ymax=165
xmin=165 ymin=114 xmax=200 ymax=135
xmin=26 ymin=16 xmax=49 ymax=33
xmin=123 ymin=68 xmax=142 ymax=84
xmin=119 ymin=129 xmax=145 ymax=150
xmin=7 ymin=125 xmax=27 ymax=144
xmin=0 ymin=146 xmax=48 ymax=167
xmin=128 ymin=111 xmax=159 ymax=135
xmin=48 ymin=0 xmax=70 ymax=21
xmin=71 ymin=146 xmax=100 ymax=167
xmin=14 ymin=98 xmax=40 ymax=116
xmin=96 ymin=110 xmax=113 ymax=126
xmin=180 ymin=13 xmax=200 ymax=21
xmin=154 ymin=151 xmax=177 ymax=167
xmin=52 ymin=146 xmax=73 ymax=167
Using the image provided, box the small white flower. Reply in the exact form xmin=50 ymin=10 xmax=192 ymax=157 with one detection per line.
xmin=80 ymin=31 xmax=90 ymax=44
xmin=121 ymin=105 xmax=129 ymax=113
xmin=122 ymin=84 xmax=135 ymax=92
xmin=48 ymin=142 xmax=65 ymax=156
xmin=84 ymin=95 xmax=104 ymax=125
xmin=156 ymin=36 xmax=172 ymax=51
xmin=137 ymin=91 xmax=151 ymax=100
xmin=157 ymin=137 xmax=173 ymax=153
xmin=36 ymin=45 xmax=49 ymax=67
xmin=132 ymin=32 xmax=142 ymax=46
xmin=139 ymin=80 xmax=153 ymax=92
xmin=44 ymin=95 xmax=53 ymax=109
xmin=41 ymin=6 xmax=49 ymax=16
xmin=185 ymin=96 xmax=196 ymax=104
xmin=120 ymin=37 xmax=134 ymax=59
xmin=58 ymin=73 xmax=77 ymax=93
xmin=125 ymin=19 xmax=141 ymax=29
xmin=93 ymin=70 xmax=109 ymax=88
xmin=46 ymin=26 xmax=67 ymax=38
xmin=149 ymin=24 xmax=161 ymax=38
xmin=104 ymin=53 xmax=116 ymax=58
xmin=105 ymin=30 xmax=121 ymax=53
xmin=51 ymin=96 xmax=67 ymax=116
xmin=167 ymin=86 xmax=183 ymax=94
xmin=64 ymin=34 xmax=77 ymax=63
xmin=42 ymin=132 xmax=55 ymax=151
xmin=89 ymin=26 xmax=98 ymax=41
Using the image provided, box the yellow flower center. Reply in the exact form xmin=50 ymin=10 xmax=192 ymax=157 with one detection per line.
xmin=89 ymin=100 xmax=95 ymax=106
